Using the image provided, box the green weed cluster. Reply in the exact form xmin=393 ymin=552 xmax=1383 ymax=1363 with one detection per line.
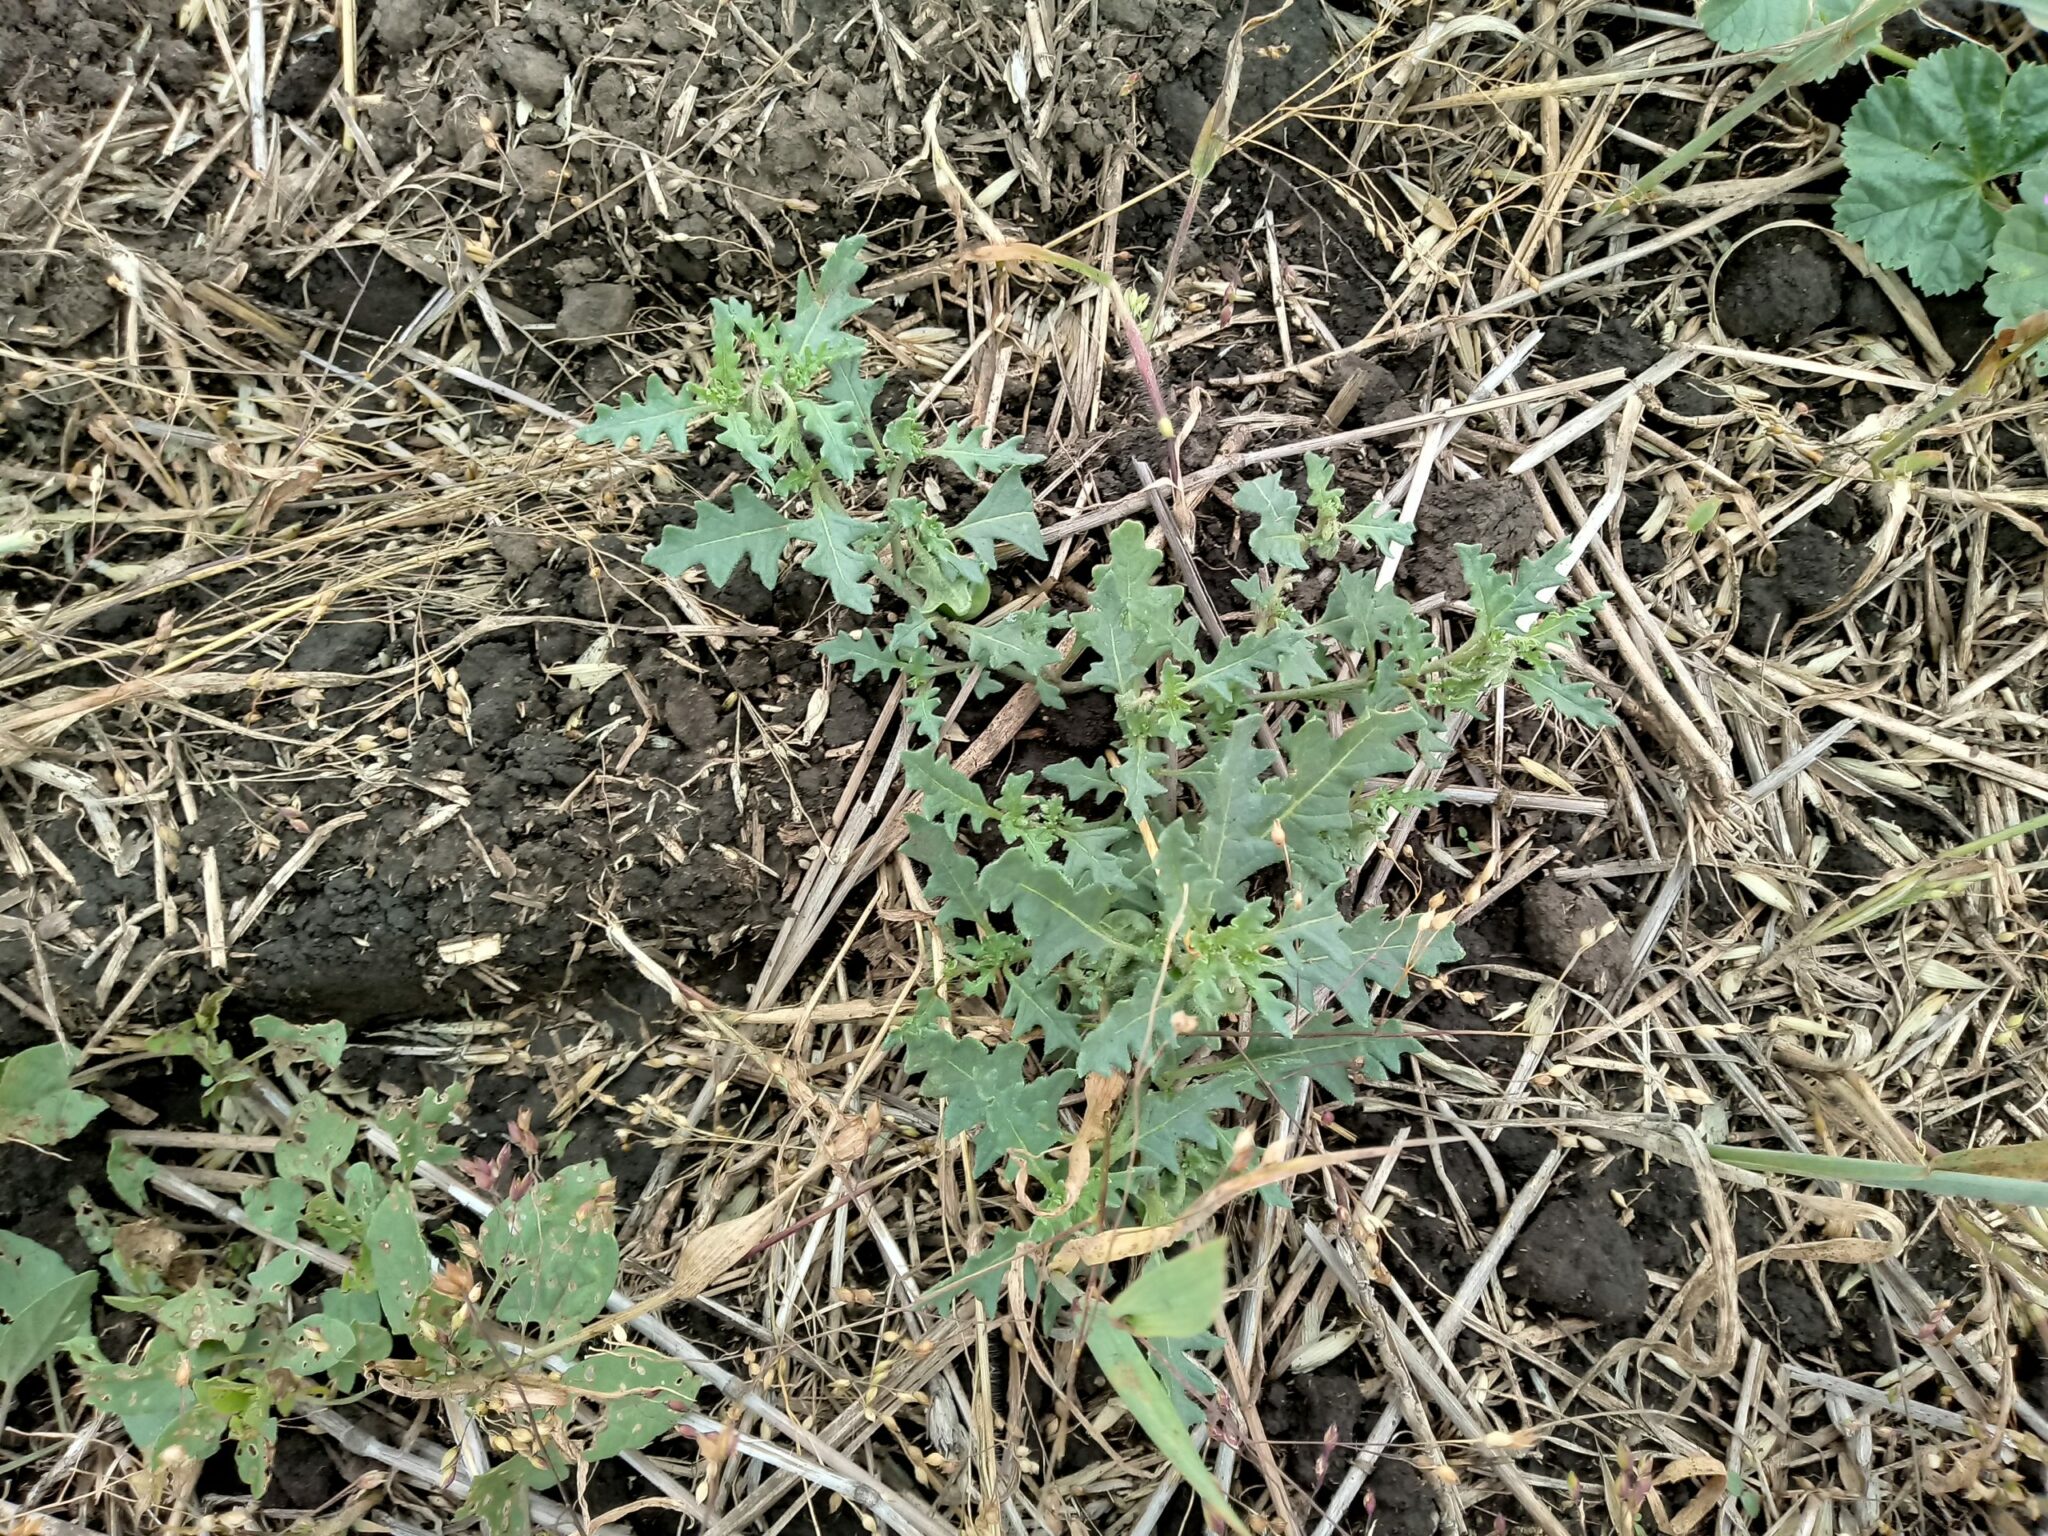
xmin=0 ymin=1000 xmax=696 ymax=1536
xmin=584 ymin=242 xmax=1609 ymax=1266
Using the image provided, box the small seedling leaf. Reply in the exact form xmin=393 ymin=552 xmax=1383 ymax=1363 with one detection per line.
xmin=0 ymin=1233 xmax=95 ymax=1388
xmin=0 ymin=1043 xmax=104 ymax=1147
xmin=1108 ymin=1241 xmax=1228 ymax=1337
xmin=251 ymin=1014 xmax=345 ymax=1071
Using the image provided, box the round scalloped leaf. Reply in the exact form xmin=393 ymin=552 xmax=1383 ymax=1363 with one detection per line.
xmin=1835 ymin=46 xmax=2048 ymax=294
xmin=1987 ymin=167 xmax=2048 ymax=375
xmin=1698 ymin=0 xmax=1857 ymax=53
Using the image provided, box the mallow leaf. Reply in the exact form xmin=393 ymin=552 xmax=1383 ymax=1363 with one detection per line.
xmin=1987 ymin=166 xmax=2048 ymax=371
xmin=1697 ymin=0 xmax=1857 ymax=52
xmin=1834 ymin=46 xmax=2048 ymax=295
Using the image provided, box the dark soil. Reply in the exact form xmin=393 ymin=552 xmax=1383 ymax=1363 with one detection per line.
xmin=1734 ymin=521 xmax=1860 ymax=652
xmin=5 ymin=533 xmax=860 ymax=1038
xmin=1258 ymin=1368 xmax=1437 ymax=1536
xmin=1399 ymin=480 xmax=1540 ymax=603
xmin=1715 ymin=227 xmax=1846 ymax=346
xmin=1505 ymin=1190 xmax=1649 ymax=1323
xmin=1539 ymin=315 xmax=1724 ymax=418
xmin=0 ymin=0 xmax=206 ymax=109
xmin=1519 ymin=877 xmax=1632 ymax=998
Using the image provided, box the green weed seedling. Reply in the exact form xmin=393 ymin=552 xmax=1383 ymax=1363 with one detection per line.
xmin=582 ymin=236 xmax=1045 ymax=738
xmin=582 ymin=244 xmax=1617 ymax=1530
xmin=0 ymin=1008 xmax=695 ymax=1536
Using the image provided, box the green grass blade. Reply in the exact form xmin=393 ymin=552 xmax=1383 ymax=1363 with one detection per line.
xmin=1085 ymin=1320 xmax=1249 ymax=1536
xmin=1713 ymin=1144 xmax=2048 ymax=1205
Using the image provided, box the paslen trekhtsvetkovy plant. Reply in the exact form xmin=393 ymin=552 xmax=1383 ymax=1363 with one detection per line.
xmin=582 ymin=236 xmax=1616 ymax=1309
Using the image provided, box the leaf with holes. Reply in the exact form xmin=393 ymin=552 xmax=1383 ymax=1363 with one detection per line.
xmin=457 ymin=1457 xmax=549 ymax=1536
xmin=561 ymin=1347 xmax=701 ymax=1461
xmin=481 ymin=1163 xmax=620 ymax=1339
xmin=365 ymin=1186 xmax=434 ymax=1340
xmin=251 ymin=1014 xmax=346 ymax=1071
xmin=0 ymin=1043 xmax=103 ymax=1148
xmin=278 ymin=1094 xmax=356 ymax=1188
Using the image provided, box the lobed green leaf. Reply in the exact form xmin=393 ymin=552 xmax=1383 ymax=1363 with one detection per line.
xmin=644 ymin=485 xmax=795 ymax=587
